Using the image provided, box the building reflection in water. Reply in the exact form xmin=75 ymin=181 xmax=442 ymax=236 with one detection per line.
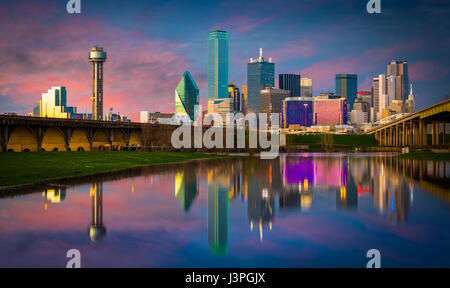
xmin=42 ymin=187 xmax=66 ymax=210
xmin=247 ymin=161 xmax=275 ymax=241
xmin=175 ymin=170 xmax=199 ymax=212
xmin=89 ymin=182 xmax=106 ymax=242
xmin=207 ymin=169 xmax=229 ymax=255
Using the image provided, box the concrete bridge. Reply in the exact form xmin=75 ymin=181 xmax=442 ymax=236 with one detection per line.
xmin=0 ymin=115 xmax=175 ymax=152
xmin=368 ymin=99 xmax=450 ymax=148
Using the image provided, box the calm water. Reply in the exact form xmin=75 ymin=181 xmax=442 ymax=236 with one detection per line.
xmin=0 ymin=153 xmax=449 ymax=268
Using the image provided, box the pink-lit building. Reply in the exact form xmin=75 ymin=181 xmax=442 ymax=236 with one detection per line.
xmin=313 ymin=98 xmax=347 ymax=125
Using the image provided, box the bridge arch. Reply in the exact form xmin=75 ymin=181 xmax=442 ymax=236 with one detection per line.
xmin=112 ymin=130 xmax=127 ymax=151
xmin=41 ymin=127 xmax=67 ymax=151
xmin=7 ymin=126 xmax=38 ymax=152
xmin=129 ymin=130 xmax=142 ymax=147
xmin=70 ymin=129 xmax=91 ymax=151
xmin=92 ymin=130 xmax=110 ymax=151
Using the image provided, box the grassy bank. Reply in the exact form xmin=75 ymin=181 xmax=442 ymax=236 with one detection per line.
xmin=288 ymin=134 xmax=377 ymax=150
xmin=0 ymin=151 xmax=230 ymax=188
xmin=396 ymin=152 xmax=450 ymax=161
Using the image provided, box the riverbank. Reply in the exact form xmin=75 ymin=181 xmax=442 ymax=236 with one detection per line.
xmin=0 ymin=151 xmax=234 ymax=188
xmin=286 ymin=134 xmax=378 ymax=150
xmin=396 ymin=151 xmax=450 ymax=161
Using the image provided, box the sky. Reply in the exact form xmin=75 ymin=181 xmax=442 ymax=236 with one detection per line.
xmin=0 ymin=0 xmax=449 ymax=120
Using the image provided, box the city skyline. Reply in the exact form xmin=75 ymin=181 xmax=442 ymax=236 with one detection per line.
xmin=0 ymin=0 xmax=449 ymax=121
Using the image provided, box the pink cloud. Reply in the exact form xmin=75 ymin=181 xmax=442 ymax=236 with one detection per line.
xmin=409 ymin=61 xmax=450 ymax=82
xmin=220 ymin=14 xmax=276 ymax=34
xmin=0 ymin=5 xmax=190 ymax=120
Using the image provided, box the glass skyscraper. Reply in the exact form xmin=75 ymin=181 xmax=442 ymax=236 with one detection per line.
xmin=175 ymin=71 xmax=199 ymax=121
xmin=208 ymin=30 xmax=229 ymax=101
xmin=279 ymin=74 xmax=300 ymax=97
xmin=335 ymin=74 xmax=357 ymax=111
xmin=247 ymin=48 xmax=275 ymax=113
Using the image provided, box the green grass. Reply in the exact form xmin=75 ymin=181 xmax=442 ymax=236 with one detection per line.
xmin=396 ymin=152 xmax=450 ymax=161
xmin=288 ymin=134 xmax=377 ymax=149
xmin=0 ymin=151 xmax=231 ymax=188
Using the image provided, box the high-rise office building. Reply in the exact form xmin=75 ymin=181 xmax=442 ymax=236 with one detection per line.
xmin=260 ymin=87 xmax=290 ymax=126
xmin=387 ymin=60 xmax=409 ymax=101
xmin=208 ymin=30 xmax=228 ymax=103
xmin=387 ymin=75 xmax=401 ymax=104
xmin=228 ymin=82 xmax=241 ymax=112
xmin=175 ymin=71 xmax=199 ymax=122
xmin=335 ymin=74 xmax=357 ymax=111
xmin=33 ymin=87 xmax=77 ymax=118
xmin=247 ymin=48 xmax=275 ymax=113
xmin=89 ymin=46 xmax=107 ymax=121
xmin=241 ymin=84 xmax=248 ymax=115
xmin=301 ymin=77 xmax=313 ymax=97
xmin=372 ymin=75 xmax=388 ymax=121
xmin=279 ymin=74 xmax=300 ymax=97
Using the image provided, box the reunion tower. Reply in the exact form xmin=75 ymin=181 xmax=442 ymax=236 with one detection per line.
xmin=89 ymin=46 xmax=107 ymax=120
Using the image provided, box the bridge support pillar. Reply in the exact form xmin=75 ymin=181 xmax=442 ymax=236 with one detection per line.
xmin=34 ymin=127 xmax=47 ymax=152
xmin=63 ymin=128 xmax=74 ymax=151
xmin=444 ymin=122 xmax=447 ymax=145
xmin=409 ymin=120 xmax=413 ymax=147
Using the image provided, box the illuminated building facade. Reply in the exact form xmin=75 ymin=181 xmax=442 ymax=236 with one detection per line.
xmin=313 ymin=98 xmax=348 ymax=125
xmin=282 ymin=97 xmax=314 ymax=128
xmin=33 ymin=87 xmax=77 ymax=119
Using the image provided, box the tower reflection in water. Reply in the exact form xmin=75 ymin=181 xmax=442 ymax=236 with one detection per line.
xmin=89 ymin=182 xmax=106 ymax=242
xmin=207 ymin=168 xmax=229 ymax=256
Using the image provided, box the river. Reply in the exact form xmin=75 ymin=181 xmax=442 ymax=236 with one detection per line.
xmin=0 ymin=153 xmax=449 ymax=267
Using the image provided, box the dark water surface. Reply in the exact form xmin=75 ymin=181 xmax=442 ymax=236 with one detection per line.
xmin=0 ymin=153 xmax=449 ymax=267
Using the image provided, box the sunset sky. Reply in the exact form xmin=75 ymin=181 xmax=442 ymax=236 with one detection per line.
xmin=0 ymin=0 xmax=449 ymax=120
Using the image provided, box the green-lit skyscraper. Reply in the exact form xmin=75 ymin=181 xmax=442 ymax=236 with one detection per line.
xmin=208 ymin=30 xmax=229 ymax=100
xmin=175 ymin=71 xmax=199 ymax=121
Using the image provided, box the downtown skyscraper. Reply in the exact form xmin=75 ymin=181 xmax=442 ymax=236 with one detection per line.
xmin=387 ymin=60 xmax=409 ymax=101
xmin=279 ymin=74 xmax=300 ymax=97
xmin=247 ymin=48 xmax=275 ymax=114
xmin=208 ymin=30 xmax=229 ymax=101
xmin=335 ymin=74 xmax=357 ymax=111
